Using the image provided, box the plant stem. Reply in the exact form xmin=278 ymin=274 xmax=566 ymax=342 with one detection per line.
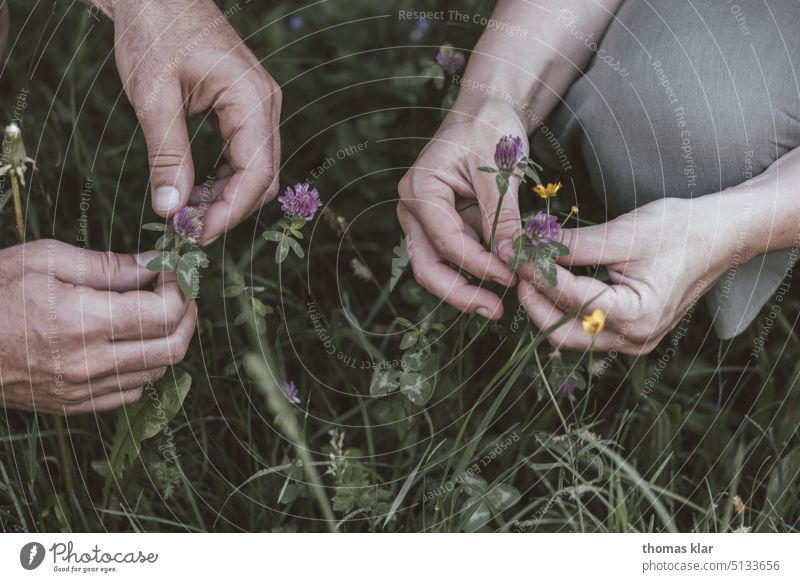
xmin=488 ymin=190 xmax=506 ymax=251
xmin=10 ymin=173 xmax=25 ymax=241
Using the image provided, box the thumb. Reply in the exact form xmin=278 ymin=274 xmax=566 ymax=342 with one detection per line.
xmin=475 ymin=169 xmax=523 ymax=256
xmin=557 ymin=222 xmax=623 ymax=267
xmin=137 ymin=85 xmax=195 ymax=217
xmin=33 ymin=240 xmax=160 ymax=291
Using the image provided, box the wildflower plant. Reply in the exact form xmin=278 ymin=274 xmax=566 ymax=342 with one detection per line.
xmin=479 ymin=134 xmax=572 ymax=286
xmin=142 ymin=206 xmax=210 ymax=299
xmin=222 ymin=268 xmax=274 ymax=334
xmin=263 ymin=182 xmax=321 ymax=264
xmin=435 ymin=44 xmax=466 ymax=77
xmin=282 ymin=380 xmax=301 ymax=405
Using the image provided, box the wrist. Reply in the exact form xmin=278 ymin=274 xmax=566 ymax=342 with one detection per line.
xmin=691 ymin=189 xmax=762 ymax=271
xmin=448 ymin=83 xmax=535 ymax=138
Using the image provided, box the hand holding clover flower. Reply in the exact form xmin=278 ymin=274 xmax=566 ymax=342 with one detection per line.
xmin=142 ymin=206 xmax=210 ymax=299
xmin=479 ymin=135 xmax=570 ymax=286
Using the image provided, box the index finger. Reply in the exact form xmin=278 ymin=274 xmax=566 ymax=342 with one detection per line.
xmin=89 ymin=271 xmax=194 ymax=342
xmin=201 ymin=79 xmax=281 ymax=244
xmin=401 ymin=176 xmax=516 ymax=287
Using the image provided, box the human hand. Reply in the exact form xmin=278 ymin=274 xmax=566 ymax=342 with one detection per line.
xmin=397 ymin=103 xmax=526 ymax=319
xmin=109 ymin=0 xmax=281 ymax=244
xmin=512 ymin=197 xmax=739 ymax=353
xmin=0 ymin=240 xmax=197 ymax=415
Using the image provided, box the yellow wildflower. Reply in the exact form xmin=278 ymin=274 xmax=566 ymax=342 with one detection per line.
xmin=582 ymin=309 xmax=606 ymax=336
xmin=533 ymin=181 xmax=562 ymax=199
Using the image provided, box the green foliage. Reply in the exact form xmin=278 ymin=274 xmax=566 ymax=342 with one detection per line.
xmin=100 ymin=370 xmax=191 ymax=485
xmin=2 ymin=0 xmax=800 ymax=535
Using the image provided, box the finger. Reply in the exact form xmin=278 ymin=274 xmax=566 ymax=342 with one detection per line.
xmin=557 ymin=223 xmax=630 ymax=267
xmin=107 ymin=301 xmax=197 ymax=373
xmin=455 ymin=202 xmax=482 ymax=239
xmin=105 ymin=271 xmax=193 ymax=341
xmin=399 ymin=206 xmax=505 ymax=318
xmin=517 ymin=281 xmax=645 ymax=352
xmin=472 ymin=167 xmax=524 ymax=256
xmin=401 ymin=176 xmax=516 ymax=287
xmin=138 ymin=84 xmax=195 ymax=216
xmin=511 ymin=257 xmax=634 ymax=330
xmin=25 ymin=240 xmax=159 ymax=292
xmin=58 ymin=386 xmax=145 ymax=416
xmin=63 ymin=367 xmax=168 ymax=404
xmin=200 ymin=82 xmax=281 ymax=244
xmin=188 ymin=172 xmax=231 ymax=208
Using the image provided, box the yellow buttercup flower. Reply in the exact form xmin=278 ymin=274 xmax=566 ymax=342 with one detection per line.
xmin=533 ymin=181 xmax=562 ymax=199
xmin=571 ymin=205 xmax=579 ymax=214
xmin=582 ymin=309 xmax=606 ymax=336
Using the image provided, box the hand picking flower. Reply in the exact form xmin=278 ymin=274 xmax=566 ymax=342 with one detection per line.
xmin=141 ymin=205 xmax=210 ymax=299
xmin=263 ymin=182 xmax=322 ymax=264
xmin=478 ymin=134 xmax=544 ymax=249
xmin=477 ymin=135 xmax=570 ymax=285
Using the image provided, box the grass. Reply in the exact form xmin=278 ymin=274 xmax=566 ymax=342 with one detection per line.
xmin=1 ymin=0 xmax=799 ymax=533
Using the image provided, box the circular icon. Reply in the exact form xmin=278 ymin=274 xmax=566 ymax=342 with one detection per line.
xmin=19 ymin=542 xmax=46 ymax=570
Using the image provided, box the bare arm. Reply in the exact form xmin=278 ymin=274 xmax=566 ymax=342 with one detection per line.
xmin=397 ymin=0 xmax=622 ymax=319
xmin=454 ymin=0 xmax=623 ymax=131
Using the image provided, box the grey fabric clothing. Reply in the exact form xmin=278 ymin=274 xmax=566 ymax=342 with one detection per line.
xmin=531 ymin=0 xmax=800 ymax=339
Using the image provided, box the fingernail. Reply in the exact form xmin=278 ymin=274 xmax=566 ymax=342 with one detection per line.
xmin=153 ymin=186 xmax=181 ymax=212
xmin=134 ymin=250 xmax=160 ymax=268
xmin=495 ymin=239 xmax=512 ymax=259
xmin=476 ymin=307 xmax=492 ymax=319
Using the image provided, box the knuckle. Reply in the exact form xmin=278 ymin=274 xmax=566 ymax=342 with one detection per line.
xmin=269 ymin=83 xmax=283 ymax=106
xmin=165 ymin=309 xmax=184 ymax=335
xmin=168 ymin=338 xmax=190 ymax=366
xmin=62 ymin=387 xmax=89 ymax=404
xmin=627 ymin=321 xmax=656 ymax=343
xmin=397 ymin=174 xmax=412 ymax=199
xmin=62 ymin=366 xmax=88 ymax=385
xmin=152 ymin=367 xmax=168 ymax=383
xmin=126 ymin=387 xmax=145 ymax=406
xmin=93 ymin=251 xmax=119 ymax=283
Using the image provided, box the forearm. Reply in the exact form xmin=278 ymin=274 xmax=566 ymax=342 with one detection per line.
xmin=452 ymin=0 xmax=622 ymax=132
xmin=725 ymin=146 xmax=800 ymax=262
xmin=691 ymin=146 xmax=800 ymax=273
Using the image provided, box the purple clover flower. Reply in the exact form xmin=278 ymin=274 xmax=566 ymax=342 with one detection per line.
xmin=278 ymin=182 xmax=321 ymax=221
xmin=494 ymin=135 xmax=525 ymax=172
xmin=282 ymin=381 xmax=301 ymax=405
xmin=556 ymin=377 xmax=578 ymax=403
xmin=525 ymin=212 xmax=560 ymax=246
xmin=172 ymin=206 xmax=204 ymax=245
xmin=435 ymin=44 xmax=466 ymax=75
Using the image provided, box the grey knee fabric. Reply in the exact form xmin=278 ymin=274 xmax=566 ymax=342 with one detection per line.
xmin=532 ymin=0 xmax=800 ymax=339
